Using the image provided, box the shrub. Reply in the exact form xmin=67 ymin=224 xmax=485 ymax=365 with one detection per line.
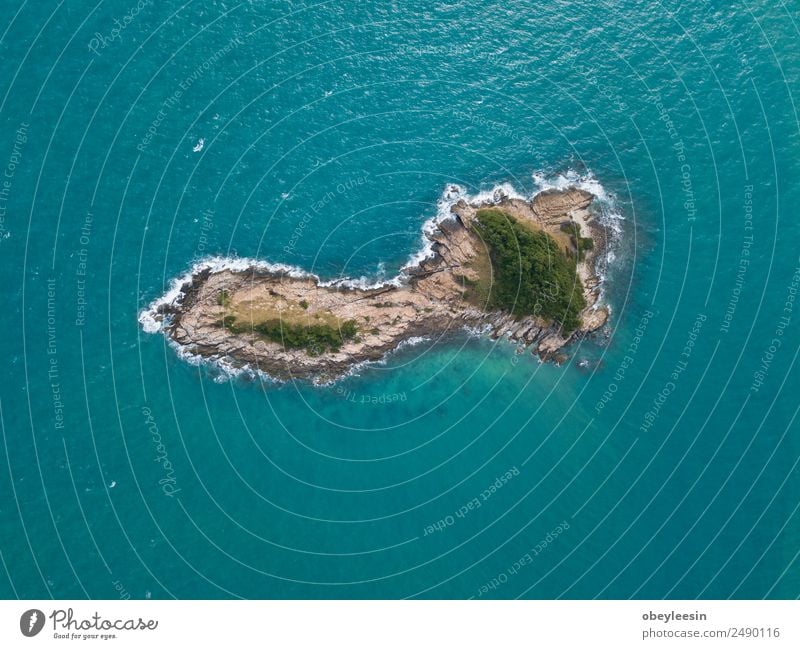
xmin=224 ymin=317 xmax=358 ymax=355
xmin=475 ymin=209 xmax=586 ymax=333
xmin=559 ymin=220 xmax=595 ymax=261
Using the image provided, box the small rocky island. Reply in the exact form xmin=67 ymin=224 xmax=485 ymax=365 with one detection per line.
xmin=142 ymin=186 xmax=610 ymax=382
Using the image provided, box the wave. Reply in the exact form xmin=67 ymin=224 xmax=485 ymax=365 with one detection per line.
xmin=532 ymin=169 xmax=624 ymax=234
xmin=140 ymin=168 xmax=622 ymax=342
xmin=139 ymin=180 xmax=533 ymax=335
xmin=318 ymin=274 xmax=403 ymax=290
xmin=400 ymin=171 xmax=623 ymax=275
xmin=462 ymin=323 xmax=494 ymax=338
xmin=165 ymin=333 xmax=286 ymax=385
xmin=324 ymin=335 xmax=433 ymax=385
xmin=400 ymin=183 xmax=464 ymax=271
xmin=400 ymin=181 xmax=530 ymax=271
xmin=138 ymin=255 xmax=317 ymax=334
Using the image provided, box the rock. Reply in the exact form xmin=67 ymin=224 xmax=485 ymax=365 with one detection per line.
xmin=144 ymin=187 xmax=610 ymax=382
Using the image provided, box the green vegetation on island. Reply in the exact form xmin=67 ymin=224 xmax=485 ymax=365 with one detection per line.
xmin=154 ymin=188 xmax=607 ymax=381
xmin=216 ymin=289 xmax=231 ymax=307
xmin=223 ymin=316 xmax=358 ymax=355
xmin=560 ymin=221 xmax=595 ymax=260
xmin=215 ymin=287 xmax=358 ymax=356
xmin=473 ymin=208 xmax=586 ymax=333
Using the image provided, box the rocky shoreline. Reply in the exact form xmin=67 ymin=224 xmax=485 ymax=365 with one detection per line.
xmin=142 ymin=186 xmax=611 ymax=382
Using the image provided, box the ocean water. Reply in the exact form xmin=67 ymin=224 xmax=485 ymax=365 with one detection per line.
xmin=1 ymin=0 xmax=798 ymax=599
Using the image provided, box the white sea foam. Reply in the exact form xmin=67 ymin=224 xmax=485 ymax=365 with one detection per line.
xmin=394 ymin=335 xmax=430 ymax=350
xmin=138 ymin=269 xmax=195 ymax=333
xmin=532 ymin=169 xmax=612 ymax=201
xmin=466 ymin=182 xmax=527 ymax=206
xmin=532 ymin=169 xmax=624 ymax=232
xmin=168 ymin=334 xmax=284 ymax=385
xmin=139 ymin=172 xmax=619 ymax=335
xmin=330 ymin=335 xmax=432 ymax=384
xmin=462 ymin=323 xmax=494 ymax=338
xmin=400 ymin=182 xmax=530 ymax=272
xmin=401 ymin=183 xmax=465 ymax=271
xmin=140 ymin=171 xmax=622 ymax=380
xmin=532 ymin=168 xmax=624 ymax=302
xmin=138 ymin=255 xmax=319 ymax=334
xmin=318 ymin=274 xmax=403 ymax=290
xmin=325 ymin=355 xmax=388 ymax=384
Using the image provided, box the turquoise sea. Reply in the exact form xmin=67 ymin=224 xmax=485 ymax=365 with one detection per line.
xmin=1 ymin=0 xmax=799 ymax=599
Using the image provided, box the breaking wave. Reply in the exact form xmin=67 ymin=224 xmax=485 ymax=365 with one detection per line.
xmin=138 ymin=169 xmax=622 ymax=381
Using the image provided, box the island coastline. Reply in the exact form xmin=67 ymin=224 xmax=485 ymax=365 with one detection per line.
xmin=140 ymin=183 xmax=613 ymax=383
